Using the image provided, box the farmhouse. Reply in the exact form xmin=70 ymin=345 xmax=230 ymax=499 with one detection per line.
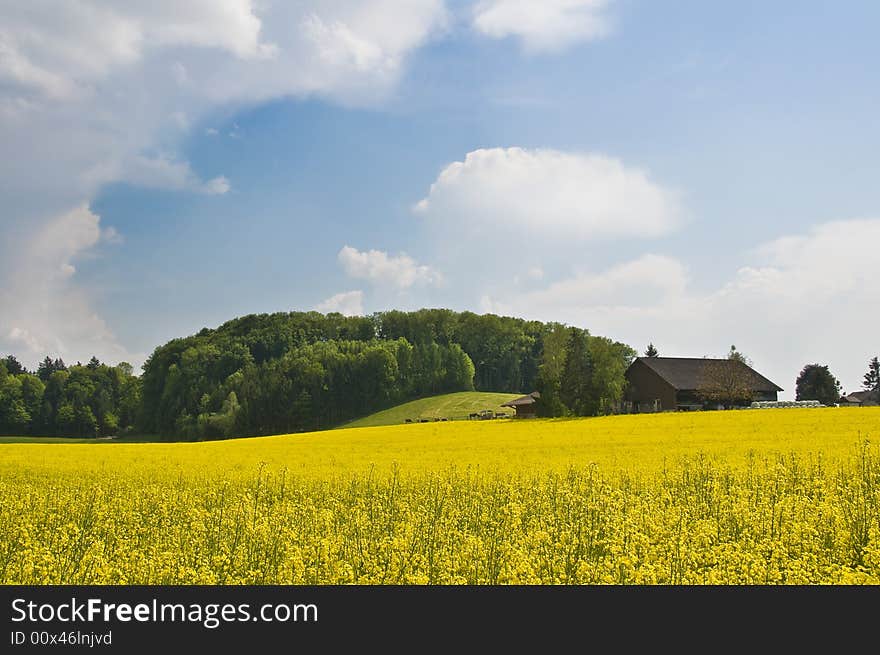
xmin=839 ymin=390 xmax=880 ymax=407
xmin=501 ymin=391 xmax=541 ymax=418
xmin=625 ymin=357 xmax=782 ymax=412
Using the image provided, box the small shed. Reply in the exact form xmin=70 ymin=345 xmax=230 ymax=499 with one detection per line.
xmin=501 ymin=391 xmax=541 ymax=418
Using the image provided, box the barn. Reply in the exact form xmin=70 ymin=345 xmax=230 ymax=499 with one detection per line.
xmin=839 ymin=389 xmax=879 ymax=407
xmin=624 ymin=357 xmax=782 ymax=412
xmin=501 ymin=391 xmax=541 ymax=418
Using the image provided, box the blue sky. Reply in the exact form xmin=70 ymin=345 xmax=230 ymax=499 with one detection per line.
xmin=2 ymin=1 xmax=879 ymax=396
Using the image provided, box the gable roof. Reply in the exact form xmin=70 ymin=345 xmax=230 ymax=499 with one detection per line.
xmin=631 ymin=357 xmax=783 ymax=392
xmin=842 ymin=389 xmax=879 ymax=403
xmin=501 ymin=391 xmax=541 ymax=407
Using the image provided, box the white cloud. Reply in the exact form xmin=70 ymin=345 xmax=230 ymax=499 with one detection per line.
xmin=0 ymin=205 xmax=137 ymax=368
xmin=338 ymin=246 xmax=442 ymax=290
xmin=202 ymin=176 xmax=231 ymax=195
xmin=0 ymin=38 xmax=76 ymax=99
xmin=7 ymin=327 xmax=44 ymax=355
xmin=472 ymin=0 xmax=613 ymax=52
xmin=415 ymin=147 xmax=680 ymax=240
xmin=483 ymin=219 xmax=880 ymax=397
xmin=304 ymin=14 xmax=390 ymax=74
xmin=0 ymin=2 xmax=448 ymax=203
xmin=315 ymin=290 xmax=365 ymax=316
xmin=203 ymin=1 xmax=448 ymax=105
xmin=0 ymin=1 xmax=447 ymax=370
xmin=0 ymin=1 xmax=273 ymax=99
xmin=0 ymin=2 xmax=449 ymax=368
xmin=504 ymin=254 xmax=687 ymax=312
xmin=0 ymin=0 xmax=277 ymax=97
xmin=92 ymin=155 xmax=231 ymax=195
xmin=101 ymin=225 xmax=125 ymax=245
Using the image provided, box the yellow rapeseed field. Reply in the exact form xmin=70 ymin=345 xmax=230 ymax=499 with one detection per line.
xmin=1 ymin=408 xmax=878 ymax=584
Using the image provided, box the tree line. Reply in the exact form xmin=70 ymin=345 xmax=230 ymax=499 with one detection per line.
xmin=137 ymin=309 xmax=637 ymax=439
xmin=0 ymin=355 xmax=140 ymax=437
xmin=5 ymin=316 xmax=878 ymax=438
xmin=4 ymin=314 xmax=877 ymax=438
xmin=1 ymin=309 xmax=638 ymax=439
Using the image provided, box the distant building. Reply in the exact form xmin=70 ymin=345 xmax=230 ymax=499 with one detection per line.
xmin=839 ymin=390 xmax=879 ymax=407
xmin=501 ymin=391 xmax=541 ymax=418
xmin=624 ymin=357 xmax=782 ymax=412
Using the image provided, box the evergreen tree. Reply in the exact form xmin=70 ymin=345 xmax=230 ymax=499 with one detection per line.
xmin=864 ymin=356 xmax=880 ymax=392
xmin=37 ymin=357 xmax=67 ymax=382
xmin=644 ymin=343 xmax=659 ymax=357
xmin=37 ymin=357 xmax=55 ymax=382
xmin=3 ymin=355 xmax=26 ymax=376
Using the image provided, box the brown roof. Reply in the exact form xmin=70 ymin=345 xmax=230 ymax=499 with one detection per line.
xmin=842 ymin=390 xmax=879 ymax=403
xmin=501 ymin=391 xmax=541 ymax=407
xmin=632 ymin=357 xmax=783 ymax=392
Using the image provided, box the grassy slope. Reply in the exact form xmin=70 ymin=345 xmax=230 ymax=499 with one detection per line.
xmin=341 ymin=391 xmax=522 ymax=428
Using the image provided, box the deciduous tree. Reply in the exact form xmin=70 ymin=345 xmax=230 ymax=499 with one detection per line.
xmin=795 ymin=364 xmax=841 ymax=406
xmin=560 ymin=328 xmax=595 ymax=416
xmin=696 ymin=360 xmax=755 ymax=408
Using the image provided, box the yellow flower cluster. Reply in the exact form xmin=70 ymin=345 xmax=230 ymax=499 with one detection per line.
xmin=1 ymin=408 xmax=878 ymax=584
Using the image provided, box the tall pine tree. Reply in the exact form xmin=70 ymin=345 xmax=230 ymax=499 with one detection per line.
xmin=864 ymin=356 xmax=880 ymax=392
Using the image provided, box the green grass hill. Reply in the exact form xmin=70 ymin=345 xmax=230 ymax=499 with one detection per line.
xmin=341 ymin=391 xmax=522 ymax=429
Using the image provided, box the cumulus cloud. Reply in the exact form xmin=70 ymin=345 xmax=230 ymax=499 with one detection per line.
xmin=0 ymin=205 xmax=137 ymax=367
xmin=482 ymin=219 xmax=880 ymax=397
xmin=415 ymin=147 xmax=680 ymax=241
xmin=0 ymin=1 xmax=447 ymax=365
xmin=500 ymin=254 xmax=687 ymax=312
xmin=472 ymin=0 xmax=613 ymax=52
xmin=0 ymin=1 xmax=273 ymax=99
xmin=204 ymin=1 xmax=449 ymax=105
xmin=338 ymin=246 xmax=442 ymax=290
xmin=315 ymin=290 xmax=365 ymax=316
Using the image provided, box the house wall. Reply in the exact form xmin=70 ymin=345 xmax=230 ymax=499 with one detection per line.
xmin=625 ymin=360 xmax=677 ymax=411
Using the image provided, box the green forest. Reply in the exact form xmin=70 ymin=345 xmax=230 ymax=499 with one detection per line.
xmin=0 ymin=309 xmax=636 ymax=439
